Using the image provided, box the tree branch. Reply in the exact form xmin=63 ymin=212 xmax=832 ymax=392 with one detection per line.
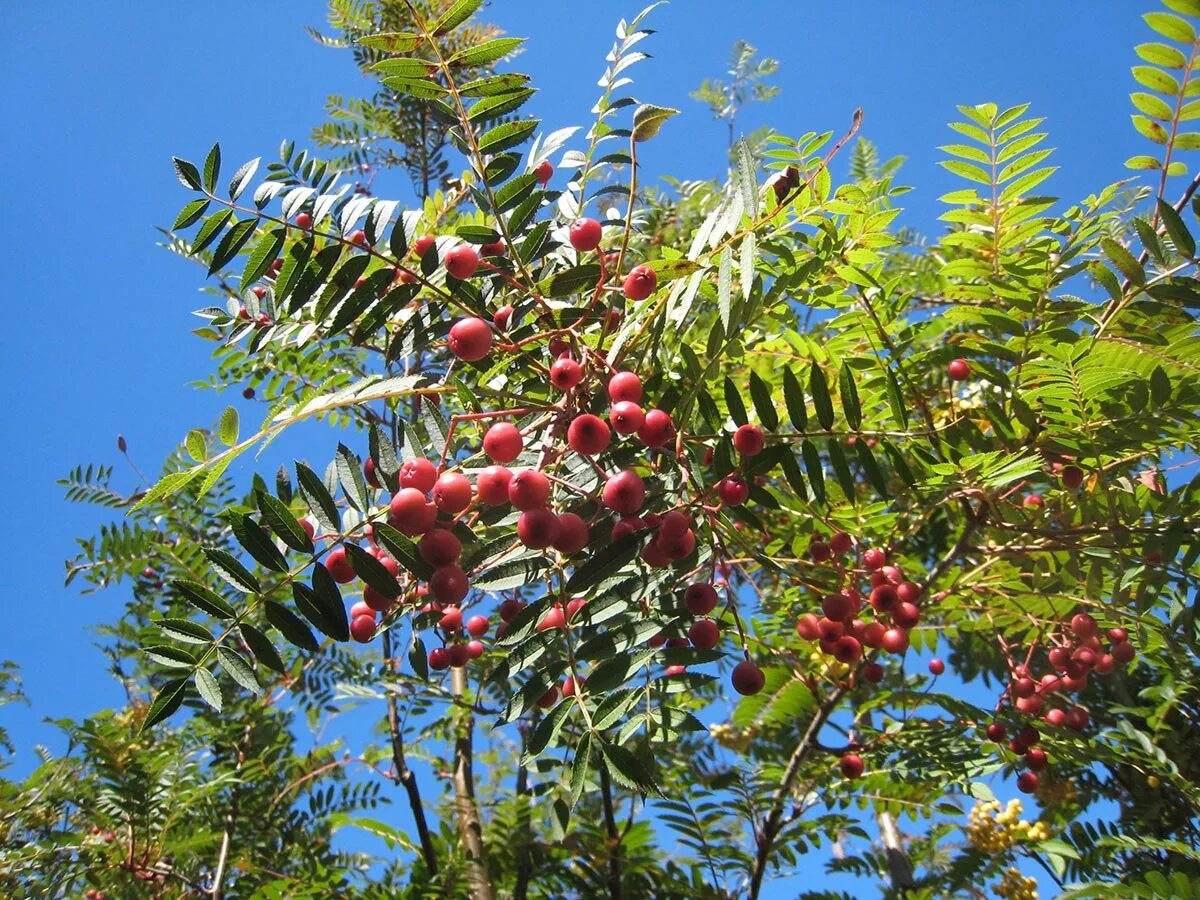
xmin=450 ymin=666 xmax=495 ymax=900
xmin=598 ymin=759 xmax=624 ymax=900
xmin=211 ymin=721 xmax=252 ymax=900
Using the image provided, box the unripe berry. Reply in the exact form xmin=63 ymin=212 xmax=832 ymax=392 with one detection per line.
xmin=607 ymin=371 xmax=643 ymax=403
xmin=609 ymin=401 xmax=645 ymax=435
xmin=638 ymin=408 xmax=674 ymax=447
xmin=445 ymin=245 xmax=479 ymax=280
xmin=717 ymin=475 xmax=749 ymax=506
xmin=517 ymin=508 xmax=560 ymax=549
xmin=433 ymin=472 xmax=473 ymax=514
xmin=839 ymin=753 xmax=865 ymax=779
xmin=623 ymin=264 xmax=657 ymax=300
xmin=689 ymin=618 xmax=720 ymax=650
xmin=553 ymin=512 xmax=590 ymax=555
xmin=419 ymin=528 xmax=462 ymax=567
xmin=568 ymin=218 xmax=603 ymax=252
xmin=399 ymin=457 xmax=437 ymax=493
xmin=448 ymin=317 xmax=493 ymax=362
xmin=508 ymin=469 xmax=551 ymax=510
xmin=476 ymin=465 xmax=513 ymax=506
xmin=483 ymin=423 xmax=523 ymax=463
xmin=603 ymin=469 xmax=645 ymax=514
xmin=350 ymin=614 xmax=377 ymax=643
xmin=567 ymin=414 xmax=611 ymax=455
xmin=733 ymin=423 xmax=765 ymax=457
xmin=686 ymin=582 xmax=719 ymax=616
xmin=731 ymin=660 xmax=765 ymax=696
xmin=947 ymin=358 xmax=971 ymax=381
xmin=326 ymin=546 xmax=357 ymax=584
xmin=429 ymin=565 xmax=469 ymax=605
xmin=550 ymin=357 xmax=583 ymax=391
xmin=1023 ymin=493 xmax=1044 ymax=510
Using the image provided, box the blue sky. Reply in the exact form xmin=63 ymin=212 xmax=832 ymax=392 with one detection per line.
xmin=0 ymin=0 xmax=1153 ymax=893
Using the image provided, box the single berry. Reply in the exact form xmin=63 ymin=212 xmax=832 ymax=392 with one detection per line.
xmin=733 ymin=423 xmax=765 ymax=457
xmin=429 ymin=647 xmax=450 ymax=670
xmin=390 ymin=488 xmax=437 ymax=536
xmin=602 ymin=469 xmax=645 ymax=514
xmin=568 ymin=414 xmax=611 ymax=455
xmin=607 ymin=371 xmax=643 ymax=403
xmin=518 ymin=508 xmax=561 ymax=549
xmin=717 ymin=475 xmax=749 ymax=506
xmin=1016 ymin=772 xmax=1039 ymax=794
xmin=537 ymin=604 xmax=567 ymax=632
xmin=568 ymin=218 xmax=603 ymax=252
xmin=363 ymin=585 xmax=393 ymax=612
xmin=1061 ymin=465 xmax=1085 ymax=490
xmin=429 ymin=565 xmax=469 ymax=605
xmin=638 ymin=408 xmax=674 ymax=447
xmin=399 ymin=458 xmax=438 ymax=493
xmin=350 ymin=615 xmax=377 ymax=643
xmin=731 ymin=660 xmax=765 ymax=696
xmin=947 ymin=358 xmax=971 ymax=381
xmin=1070 ymin=612 xmax=1098 ymax=639
xmin=508 ymin=469 xmax=551 ymax=510
xmin=438 ymin=606 xmax=463 ymax=632
xmin=493 ymin=305 xmax=514 ymax=330
xmin=534 ymin=160 xmax=553 ymax=186
xmin=466 ymin=615 xmax=489 ymax=638
xmin=550 ymin=357 xmax=583 ymax=391
xmin=326 ymin=546 xmax=357 ymax=584
xmin=480 ymin=240 xmax=507 ymax=256
xmin=688 ymin=618 xmax=720 ymax=650
xmin=445 ymin=245 xmax=480 ymax=280
xmin=685 ymin=583 xmax=719 ymax=616
xmin=419 ymin=528 xmax=462 ymax=567
xmin=476 ymin=465 xmax=513 ymax=506
xmin=295 ymin=212 xmax=313 ymax=230
xmin=412 ymin=234 xmax=436 ymax=258
xmin=623 ymin=264 xmax=657 ymax=300
xmin=448 ymin=317 xmax=493 ymax=362
xmin=483 ymin=422 xmax=523 ymax=463
xmin=433 ymin=472 xmax=473 ymax=514
xmin=349 ymin=229 xmax=368 ymax=247
xmin=839 ymin=753 xmax=865 ymax=779
xmin=863 ymin=548 xmax=887 ymax=570
xmin=537 ymin=686 xmax=559 ymax=709
xmin=928 ymin=658 xmax=945 ymax=676
xmin=862 ymin=662 xmax=885 ymax=683
xmin=830 ymin=531 xmax=853 ymax=555
xmin=609 ymin=401 xmax=645 ymax=435
xmin=553 ymin=512 xmax=590 ymax=554
xmin=881 ymin=628 xmax=910 ymax=654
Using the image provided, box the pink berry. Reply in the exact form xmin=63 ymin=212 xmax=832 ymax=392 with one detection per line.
xmin=947 ymin=358 xmax=971 ymax=381
xmin=623 ymin=264 xmax=657 ymax=300
xmin=448 ymin=317 xmax=493 ymax=362
xmin=483 ymin=423 xmax=523 ymax=463
xmin=445 ymin=245 xmax=480 ymax=280
xmin=568 ymin=218 xmax=603 ymax=252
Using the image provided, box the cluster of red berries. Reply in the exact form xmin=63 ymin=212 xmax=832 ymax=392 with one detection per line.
xmin=985 ymin=612 xmax=1135 ymax=793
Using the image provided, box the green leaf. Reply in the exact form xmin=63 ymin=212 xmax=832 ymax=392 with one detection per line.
xmin=748 ymin=371 xmax=778 ymax=430
xmin=1126 ymin=154 xmax=1163 ymax=171
xmin=460 ymin=73 xmax=532 ymax=97
xmin=228 ymin=513 xmax=288 ymax=573
xmin=194 ymin=668 xmax=222 ymax=711
xmin=240 ymin=623 xmax=286 ymax=673
xmin=477 ymin=119 xmax=539 ymax=155
xmin=1144 ymin=11 xmax=1196 ymax=43
xmin=538 ymin=264 xmax=601 ymax=297
xmin=718 ymin=245 xmax=733 ymax=332
xmin=172 ymin=580 xmax=236 ymax=619
xmin=885 ymin=368 xmax=908 ymax=429
xmin=1102 ymin=237 xmax=1145 ymax=285
xmin=1174 ymin=131 xmax=1200 ymax=149
xmin=492 ymin=173 xmax=538 ymax=213
xmin=1132 ymin=91 xmax=1176 ymax=121
xmin=172 ymin=157 xmax=202 ymax=191
xmin=827 ymin=439 xmax=856 ymax=499
xmin=783 ymin=367 xmax=808 ymax=430
xmin=185 ymin=429 xmax=207 ymax=462
xmin=564 ymin=533 xmax=641 ymax=593
xmin=296 ymin=462 xmax=340 ymax=534
xmin=1132 ymin=65 xmax=1181 ymax=94
xmin=240 ymin=227 xmax=286 ymax=292
xmin=431 ymin=0 xmax=482 ymax=35
xmin=173 ymin=199 xmax=210 ymax=230
xmin=345 ymin=543 xmax=402 ymax=599
xmin=217 ymin=646 xmax=261 ymax=694
xmin=855 ymin=441 xmax=889 ymax=498
xmin=600 ymin=741 xmax=661 ymax=795
xmin=335 ymin=443 xmax=371 ymax=512
xmin=801 ymin=440 xmax=826 ymax=505
xmin=643 ymin=258 xmax=703 ymax=282
xmin=205 ymin=548 xmax=261 ymax=593
xmin=447 ymin=36 xmax=524 ymax=68
xmin=569 ymin=733 xmax=592 ymax=807
xmin=1150 ymin=365 xmax=1172 ymax=405
xmin=154 ymin=618 xmax=213 ymax=645
xmin=218 ymin=406 xmax=239 ymax=447
xmin=145 ymin=645 xmax=198 ymax=669
xmin=524 ymin=700 xmax=574 ymax=761
xmin=202 ymin=143 xmax=221 ymax=192
xmin=265 ymin=600 xmax=320 ymax=652
xmin=736 ymin=137 xmax=758 ymax=218
xmin=724 ymin=377 xmax=749 ymax=427
xmin=810 ymin=362 xmax=834 ymax=429
xmin=373 ymin=523 xmax=435 ymax=580
xmin=141 ymin=678 xmax=188 ymax=731
xmin=256 ymin=490 xmax=313 ymax=553
xmin=632 ymin=104 xmax=680 ymax=142
xmin=839 ymin=363 xmax=861 ymax=431
xmin=1159 ymin=199 xmax=1196 ymax=257
xmin=209 ymin=218 xmax=257 ymax=275
xmin=1136 ymin=42 xmax=1187 ymax=68
xmin=192 ymin=209 xmax=232 ymax=253
xmin=1132 ymin=114 xmax=1170 ymax=145
xmin=228 ymin=157 xmax=260 ymax=201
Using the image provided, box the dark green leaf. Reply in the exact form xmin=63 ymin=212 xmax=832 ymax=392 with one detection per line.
xmin=172 ymin=157 xmax=202 ymax=191
xmin=810 ymin=362 xmax=834 ymax=429
xmin=172 ymin=579 xmax=237 ymax=619
xmin=839 ymin=363 xmax=862 ymax=431
xmin=373 ymin=522 xmax=435 ymax=580
xmin=203 ymin=143 xmax=221 ymax=192
xmin=217 ymin=646 xmax=261 ymax=694
xmin=783 ymin=366 xmax=808 ymax=430
xmin=265 ymin=600 xmax=320 ymax=652
xmin=801 ymin=440 xmax=826 ymax=505
xmin=345 ymin=543 xmax=402 ymax=599
xmin=538 ymin=264 xmax=602 ymax=298
xmin=194 ymin=668 xmax=222 ymax=711
xmin=632 ymin=104 xmax=680 ymax=142
xmin=748 ymin=371 xmax=778 ymax=431
xmin=228 ymin=513 xmax=288 ymax=573
xmin=154 ymin=618 xmax=213 ymax=645
xmin=431 ymin=0 xmax=483 ymax=35
xmin=240 ymin=227 xmax=286 ymax=292
xmin=1159 ymin=199 xmax=1196 ymax=257
xmin=724 ymin=377 xmax=749 ymax=427
xmin=141 ymin=678 xmax=188 ymax=731
xmin=173 ymin=199 xmax=210 ymax=230
xmin=205 ymin=548 xmax=261 ymax=593
xmin=209 ymin=219 xmax=257 ymax=275
xmin=563 ymin=533 xmax=641 ymax=593
xmin=257 ymin=491 xmax=313 ymax=553
xmin=241 ymin=623 xmax=286 ymax=673
xmin=296 ymin=462 xmax=341 ymax=534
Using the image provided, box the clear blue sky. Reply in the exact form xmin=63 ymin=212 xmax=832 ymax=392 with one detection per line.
xmin=0 ymin=0 xmax=1148 ymax=892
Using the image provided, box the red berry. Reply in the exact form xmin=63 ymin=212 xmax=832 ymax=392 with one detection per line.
xmin=733 ymin=423 xmax=765 ymax=457
xmin=517 ymin=508 xmax=560 ymax=549
xmin=607 ymin=371 xmax=643 ymax=403
xmin=350 ymin=229 xmax=368 ymax=247
xmin=499 ymin=598 xmax=525 ymax=623
xmin=822 ymin=592 xmax=854 ymax=622
xmin=862 ymin=662 xmax=885 ymax=683
xmin=508 ymin=469 xmax=551 ymax=510
xmin=438 ymin=606 xmax=463 ymax=632
xmin=1065 ymin=707 xmax=1090 ymax=731
xmin=399 ymin=458 xmax=437 ymax=493
xmin=448 ymin=317 xmax=493 ymax=362
xmin=1070 ymin=613 xmax=1098 ymax=639
xmin=1061 ymin=465 xmax=1085 ymax=490
xmin=986 ymin=722 xmax=1007 ymax=743
xmin=1043 ymin=708 xmax=1067 ymax=727
xmin=493 ymin=305 xmax=514 ymax=330
xmin=537 ymin=604 xmax=567 ymax=632
xmin=537 ymin=686 xmax=559 ymax=709
xmin=860 ymin=621 xmax=886 ymax=648
xmin=364 ymin=456 xmax=381 ymax=488
xmin=881 ymin=628 xmax=909 ymax=654
xmin=483 ymin=423 xmax=523 ymax=463
xmin=623 ymin=264 xmax=657 ymax=300
xmin=466 ymin=615 xmax=489 ymax=638
xmin=445 ymin=245 xmax=480 ymax=280
xmin=466 ymin=639 xmax=485 ymax=659
xmin=390 ymin=487 xmax=437 ymax=536
xmin=839 ymin=753 xmax=864 ymax=779
xmin=638 ymin=409 xmax=674 ymax=447
xmin=363 ymin=585 xmax=393 ymax=612
xmin=568 ymin=218 xmax=603 ymax=252
xmin=565 ymin=597 xmax=588 ymax=621
xmin=863 ymin=548 xmax=887 ymax=570
xmin=430 ymin=565 xmax=469 ymax=605
xmin=830 ymin=531 xmax=853 ymax=555
xmin=641 ymin=536 xmax=672 ymax=568
xmin=1109 ymin=627 xmax=1129 ymax=643
xmin=602 ymin=469 xmax=645 ymax=514
xmin=299 ymin=517 xmax=316 ymax=540
xmin=553 ymin=512 xmax=590 ymax=555
xmin=429 ymin=647 xmax=450 ymax=670
xmin=412 ymin=234 xmax=436 ymax=258
xmin=562 ymin=675 xmax=578 ymax=697
xmin=947 ymin=358 xmax=971 ymax=381
xmin=928 ymin=658 xmax=945 ymax=676
xmin=731 ymin=660 xmax=765 ymax=696
xmin=326 ymin=546 xmax=357 ymax=584
xmin=1112 ymin=640 xmax=1136 ymax=663
xmin=795 ymin=612 xmax=820 ymax=640
xmin=550 ymin=357 xmax=583 ymax=391
xmin=447 ymin=643 xmax=470 ymax=668
xmin=892 ymin=602 xmax=920 ymax=629
xmin=1016 ymin=772 xmax=1039 ymax=794
xmin=534 ymin=160 xmax=553 ymax=186
xmin=1023 ymin=493 xmax=1044 ymax=510
xmin=480 ymin=240 xmax=507 ymax=257
xmin=567 ymin=414 xmax=611 ymax=455
xmin=350 ymin=599 xmax=375 ymax=619
xmin=896 ymin=581 xmax=922 ymax=604
xmin=419 ymin=528 xmax=462 ymax=567
xmin=717 ymin=475 xmax=749 ymax=506
xmin=433 ymin=472 xmax=473 ymax=514
xmin=686 ymin=583 xmax=719 ymax=616
xmin=350 ymin=614 xmax=377 ymax=643
xmin=476 ymin=465 xmax=513 ymax=506
xmin=833 ymin=636 xmax=863 ymax=663
xmin=295 ymin=212 xmax=313 ymax=229
xmin=1025 ymin=748 xmax=1048 ymax=771
xmin=810 ymin=541 xmax=832 ymax=563
xmin=688 ymin=618 xmax=720 ymax=650
xmin=609 ymin=401 xmax=645 ymax=435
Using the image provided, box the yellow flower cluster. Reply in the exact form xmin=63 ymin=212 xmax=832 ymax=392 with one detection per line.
xmin=995 ymin=867 xmax=1038 ymax=900
xmin=966 ymin=800 xmax=1049 ymax=852
xmin=709 ymin=722 xmax=756 ymax=753
xmin=1034 ymin=776 xmax=1078 ymax=807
